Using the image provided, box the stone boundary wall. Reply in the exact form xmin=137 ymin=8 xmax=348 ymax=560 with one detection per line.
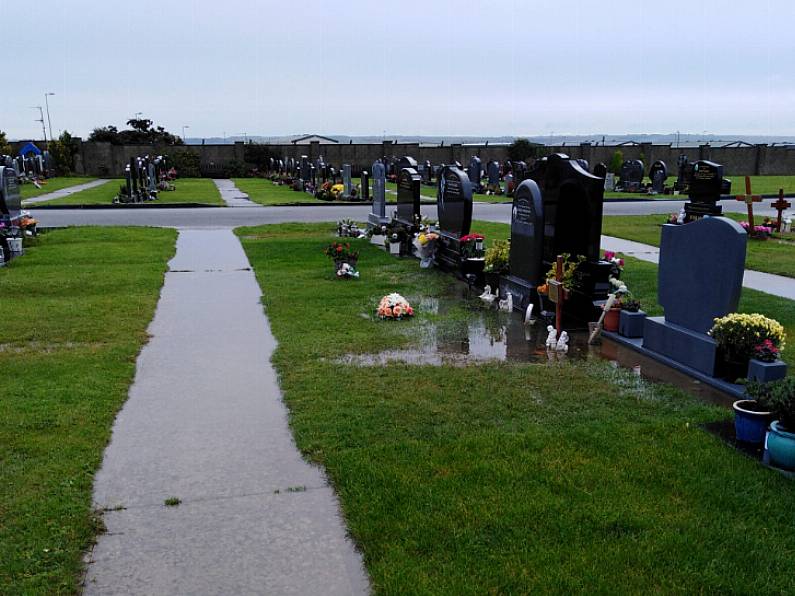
xmin=10 ymin=139 xmax=795 ymax=177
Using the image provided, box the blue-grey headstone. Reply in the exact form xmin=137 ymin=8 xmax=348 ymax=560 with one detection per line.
xmin=469 ymin=156 xmax=482 ymax=190
xmin=658 ymin=217 xmax=747 ymax=334
xmin=487 ymin=160 xmax=500 ymax=185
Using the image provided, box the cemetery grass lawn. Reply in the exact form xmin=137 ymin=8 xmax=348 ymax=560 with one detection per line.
xmin=602 ymin=214 xmax=795 ymax=278
xmin=238 ymin=222 xmax=795 ymax=593
xmin=0 ymin=226 xmax=177 ymax=593
xmin=603 ymin=176 xmax=795 ymax=200
xmin=20 ymin=176 xmax=97 ymax=200
xmin=41 ymin=178 xmax=224 ymax=206
xmin=232 ymin=178 xmax=322 ymax=205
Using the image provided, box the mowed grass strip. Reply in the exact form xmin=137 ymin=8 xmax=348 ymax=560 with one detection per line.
xmin=602 ymin=214 xmax=795 ymax=278
xmin=41 ymin=178 xmax=223 ymax=206
xmin=19 ymin=176 xmax=98 ymax=200
xmin=0 ymin=227 xmax=177 ymax=594
xmin=239 ymin=222 xmax=795 ymax=594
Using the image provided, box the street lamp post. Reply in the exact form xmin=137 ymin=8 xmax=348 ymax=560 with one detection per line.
xmin=44 ymin=93 xmax=55 ymax=141
xmin=31 ymin=106 xmax=47 ymax=145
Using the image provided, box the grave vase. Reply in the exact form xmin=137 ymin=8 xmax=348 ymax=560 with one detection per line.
xmin=747 ymin=358 xmax=788 ymax=384
xmin=619 ymin=309 xmax=646 ymax=338
xmin=603 ymin=307 xmax=621 ymax=332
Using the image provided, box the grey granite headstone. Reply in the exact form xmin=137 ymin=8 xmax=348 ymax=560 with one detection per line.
xmin=487 ymin=160 xmax=500 ymax=186
xmin=0 ymin=165 xmax=21 ymax=221
xmin=368 ymin=160 xmax=388 ymax=227
xmin=342 ymin=164 xmax=352 ymax=198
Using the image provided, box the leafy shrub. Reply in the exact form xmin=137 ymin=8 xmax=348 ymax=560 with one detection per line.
xmin=757 ymin=377 xmax=795 ymax=430
xmin=609 ymin=150 xmax=624 ymax=175
xmin=485 ymin=239 xmax=510 ymax=274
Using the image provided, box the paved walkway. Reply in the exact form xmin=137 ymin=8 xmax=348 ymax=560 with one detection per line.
xmin=85 ymin=229 xmax=367 ymax=595
xmin=23 ymin=178 xmax=110 ymax=204
xmin=213 ymin=179 xmax=261 ymax=207
xmin=602 ymin=235 xmax=795 ymax=301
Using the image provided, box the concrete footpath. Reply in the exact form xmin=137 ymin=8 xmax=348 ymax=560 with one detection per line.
xmin=84 ymin=229 xmax=367 ymax=595
xmin=602 ymin=235 xmax=795 ymax=301
xmin=23 ymin=178 xmax=110 ymax=204
xmin=213 ymin=179 xmax=261 ymax=207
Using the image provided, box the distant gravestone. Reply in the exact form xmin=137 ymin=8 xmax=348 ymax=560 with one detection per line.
xmin=395 ymin=167 xmax=421 ymax=227
xmin=486 ymin=160 xmax=500 ymax=192
xmin=500 ymin=179 xmax=545 ymax=312
xmin=593 ymin=162 xmax=607 ymax=179
xmin=436 ymin=165 xmax=474 ymax=269
xmin=512 ymin=160 xmax=527 ymax=184
xmin=360 ymin=170 xmax=370 ymax=202
xmin=422 ymin=160 xmax=432 ymax=184
xmin=468 ymin=156 xmax=482 ymax=192
xmin=650 ymin=160 xmax=667 ymax=193
xmin=684 ymin=160 xmax=731 ymax=222
xmin=342 ymin=164 xmax=353 ymax=198
xmin=675 ymin=154 xmax=689 ymax=191
xmin=300 ymin=156 xmax=311 ymax=182
xmin=368 ymin=160 xmax=389 ymax=227
xmin=644 ymin=217 xmax=747 ymax=375
xmin=619 ymin=159 xmax=644 ymax=192
xmin=0 ymin=164 xmax=21 ymax=222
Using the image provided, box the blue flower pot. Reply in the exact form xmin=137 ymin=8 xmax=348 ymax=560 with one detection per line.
xmin=767 ymin=421 xmax=795 ymax=471
xmin=733 ymin=400 xmax=771 ymax=444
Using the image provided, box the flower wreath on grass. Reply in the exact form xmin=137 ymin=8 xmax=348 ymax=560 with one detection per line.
xmin=377 ymin=293 xmax=415 ymax=320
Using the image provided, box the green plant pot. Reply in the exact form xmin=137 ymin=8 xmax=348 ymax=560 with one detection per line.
xmin=767 ymin=421 xmax=795 ymax=471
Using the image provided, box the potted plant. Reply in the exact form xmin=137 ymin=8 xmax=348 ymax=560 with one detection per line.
xmin=618 ymin=297 xmax=645 ymax=338
xmin=459 ymin=233 xmax=486 ymax=277
xmin=734 ymin=380 xmax=774 ymax=444
xmin=747 ymin=339 xmax=788 ymax=383
xmin=484 ymin=239 xmax=509 ymax=288
xmin=710 ymin=313 xmax=786 ymax=382
xmin=758 ymin=377 xmax=795 ymax=470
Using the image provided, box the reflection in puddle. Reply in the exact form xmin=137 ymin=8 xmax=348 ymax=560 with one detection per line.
xmin=340 ymin=284 xmax=735 ymax=406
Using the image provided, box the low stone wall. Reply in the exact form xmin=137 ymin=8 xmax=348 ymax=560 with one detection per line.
xmin=10 ymin=139 xmax=795 ymax=177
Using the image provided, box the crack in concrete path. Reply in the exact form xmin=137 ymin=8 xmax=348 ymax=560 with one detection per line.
xmin=84 ymin=229 xmax=367 ymax=595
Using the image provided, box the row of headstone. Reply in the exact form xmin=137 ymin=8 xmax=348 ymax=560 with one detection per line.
xmin=118 ymin=155 xmax=167 ymax=203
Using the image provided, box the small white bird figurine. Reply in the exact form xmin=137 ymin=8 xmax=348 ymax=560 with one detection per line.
xmin=555 ymin=331 xmax=569 ymax=352
xmin=545 ymin=325 xmax=558 ymax=348
xmin=498 ymin=292 xmax=513 ymax=312
xmin=478 ymin=285 xmax=498 ymax=306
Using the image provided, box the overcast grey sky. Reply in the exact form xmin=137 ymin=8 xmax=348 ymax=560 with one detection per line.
xmin=4 ymin=0 xmax=794 ymax=140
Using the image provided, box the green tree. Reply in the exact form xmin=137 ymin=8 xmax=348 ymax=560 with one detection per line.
xmin=0 ymin=130 xmax=11 ymax=155
xmin=508 ymin=138 xmax=537 ymax=162
xmin=49 ymin=131 xmax=80 ymax=175
xmin=609 ymin=150 xmax=624 ymax=175
xmin=88 ymin=120 xmax=183 ymax=146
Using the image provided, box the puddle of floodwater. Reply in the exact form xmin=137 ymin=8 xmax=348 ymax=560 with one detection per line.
xmin=339 ymin=282 xmax=734 ymax=406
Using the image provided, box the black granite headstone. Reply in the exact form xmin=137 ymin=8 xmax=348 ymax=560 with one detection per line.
xmin=684 ymin=160 xmax=731 ymax=222
xmin=649 ymin=160 xmax=667 ymax=193
xmin=593 ymin=162 xmax=607 ymax=179
xmin=435 ymin=165 xmax=474 ymax=270
xmin=500 ymin=179 xmax=545 ymax=312
xmin=361 ymin=171 xmax=370 ymax=202
xmin=619 ymin=159 xmax=644 ymax=192
xmin=643 ymin=217 xmax=747 ymax=375
xmin=469 ymin=156 xmax=482 ymax=192
xmin=395 ymin=167 xmax=421 ymax=227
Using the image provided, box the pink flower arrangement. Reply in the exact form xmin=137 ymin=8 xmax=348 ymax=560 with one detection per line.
xmin=377 ymin=293 xmax=414 ymax=320
xmin=739 ymin=221 xmax=772 ymax=235
xmin=604 ymin=251 xmax=624 ymax=267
